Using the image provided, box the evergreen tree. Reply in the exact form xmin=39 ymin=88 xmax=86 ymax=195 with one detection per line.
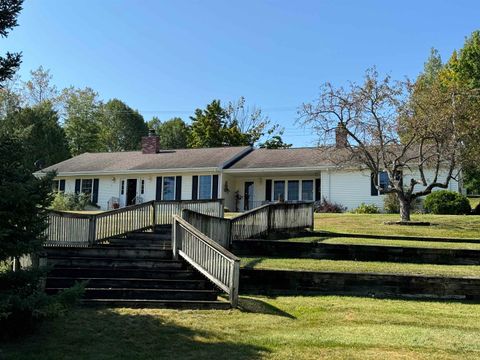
xmin=155 ymin=117 xmax=189 ymax=149
xmin=189 ymin=100 xmax=230 ymax=148
xmin=0 ymin=0 xmax=23 ymax=86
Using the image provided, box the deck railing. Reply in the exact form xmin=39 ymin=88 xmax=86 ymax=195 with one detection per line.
xmin=230 ymin=202 xmax=314 ymax=241
xmin=44 ymin=199 xmax=224 ymax=246
xmin=181 ymin=210 xmax=231 ymax=248
xmin=172 ymin=215 xmax=240 ymax=307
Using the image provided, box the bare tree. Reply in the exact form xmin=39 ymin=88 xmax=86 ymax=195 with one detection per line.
xmin=299 ymin=68 xmax=474 ymax=221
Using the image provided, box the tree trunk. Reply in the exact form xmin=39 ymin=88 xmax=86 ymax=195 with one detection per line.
xmin=399 ymin=198 xmax=411 ymax=222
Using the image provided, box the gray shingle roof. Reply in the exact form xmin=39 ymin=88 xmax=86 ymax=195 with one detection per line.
xmin=226 ymin=147 xmax=351 ymax=169
xmin=41 ymin=146 xmax=251 ymax=174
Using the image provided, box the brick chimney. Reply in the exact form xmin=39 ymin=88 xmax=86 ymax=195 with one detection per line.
xmin=335 ymin=123 xmax=348 ymax=148
xmin=141 ymin=129 xmax=160 ymax=154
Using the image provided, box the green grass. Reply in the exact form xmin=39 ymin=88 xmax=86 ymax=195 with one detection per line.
xmin=277 ymin=236 xmax=480 ymax=250
xmin=241 ymin=257 xmax=480 ymax=278
xmin=321 ymin=237 xmax=480 ymax=250
xmin=315 ymin=213 xmax=480 ymax=239
xmin=3 ymin=296 xmax=480 ymax=359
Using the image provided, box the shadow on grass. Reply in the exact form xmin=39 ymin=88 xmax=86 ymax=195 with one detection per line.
xmin=242 ymin=257 xmax=265 ymax=268
xmin=1 ymin=308 xmax=268 ymax=360
xmin=238 ymin=297 xmax=296 ymax=319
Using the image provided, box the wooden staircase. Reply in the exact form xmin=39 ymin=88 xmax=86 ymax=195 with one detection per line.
xmin=44 ymin=227 xmax=230 ymax=309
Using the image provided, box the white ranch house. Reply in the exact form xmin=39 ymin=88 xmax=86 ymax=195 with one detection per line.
xmin=37 ymin=131 xmax=460 ymax=212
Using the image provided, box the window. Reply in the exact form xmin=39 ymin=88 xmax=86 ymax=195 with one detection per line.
xmin=302 ymin=180 xmax=314 ymax=201
xmin=141 ymin=179 xmax=145 ymax=195
xmin=273 ymin=181 xmax=285 ymax=201
xmin=81 ymin=179 xmax=93 ymax=196
xmin=287 ymin=181 xmax=299 ymax=201
xmin=199 ymin=175 xmax=212 ymax=200
xmin=52 ymin=180 xmax=59 ymax=192
xmin=379 ymin=171 xmax=389 ymax=193
xmin=121 ymin=180 xmax=125 ymax=195
xmin=163 ymin=176 xmax=175 ymax=200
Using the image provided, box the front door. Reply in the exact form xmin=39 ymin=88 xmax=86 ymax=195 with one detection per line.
xmin=244 ymin=181 xmax=254 ymax=211
xmin=126 ymin=179 xmax=137 ymax=206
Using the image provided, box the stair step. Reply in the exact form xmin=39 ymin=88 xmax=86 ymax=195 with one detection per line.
xmin=46 ymin=277 xmax=210 ymax=290
xmin=126 ymin=232 xmax=171 ymax=240
xmin=45 ymin=247 xmax=172 ymax=259
xmin=49 ymin=267 xmax=202 ymax=280
xmin=82 ymin=298 xmax=231 ymax=310
xmin=47 ymin=287 xmax=218 ymax=301
xmin=48 ymin=257 xmax=185 ymax=269
xmin=102 ymin=240 xmax=172 ymax=249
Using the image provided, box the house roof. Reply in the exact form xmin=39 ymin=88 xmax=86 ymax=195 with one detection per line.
xmin=40 ymin=146 xmax=252 ymax=175
xmin=225 ymin=147 xmax=352 ymax=170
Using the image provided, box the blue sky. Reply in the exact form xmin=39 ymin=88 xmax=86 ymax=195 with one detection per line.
xmin=4 ymin=0 xmax=480 ymax=146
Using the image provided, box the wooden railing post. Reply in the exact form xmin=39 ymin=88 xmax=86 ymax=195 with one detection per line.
xmin=267 ymin=204 xmax=272 ymax=235
xmin=172 ymin=217 xmax=182 ymax=260
xmin=310 ymin=203 xmax=315 ymax=231
xmin=88 ymin=216 xmax=96 ymax=246
xmin=151 ymin=201 xmax=156 ymax=229
xmin=229 ymin=259 xmax=240 ymax=307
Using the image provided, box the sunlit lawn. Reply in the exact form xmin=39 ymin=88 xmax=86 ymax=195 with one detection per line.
xmin=3 ymin=295 xmax=480 ymax=360
xmin=315 ymin=213 xmax=480 ymax=239
xmin=241 ymin=257 xmax=480 ymax=278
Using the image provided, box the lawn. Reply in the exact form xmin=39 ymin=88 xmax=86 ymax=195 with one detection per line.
xmin=469 ymin=197 xmax=480 ymax=209
xmin=315 ymin=213 xmax=480 ymax=239
xmin=241 ymin=257 xmax=480 ymax=278
xmin=3 ymin=296 xmax=480 ymax=360
xmin=277 ymin=236 xmax=480 ymax=250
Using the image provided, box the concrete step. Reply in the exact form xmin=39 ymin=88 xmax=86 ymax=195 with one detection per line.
xmin=45 ymin=247 xmax=172 ymax=259
xmin=46 ymin=287 xmax=218 ymax=301
xmin=48 ymin=257 xmax=185 ymax=269
xmin=82 ymin=298 xmax=231 ymax=310
xmin=46 ymin=277 xmax=210 ymax=290
xmin=49 ymin=267 xmax=202 ymax=280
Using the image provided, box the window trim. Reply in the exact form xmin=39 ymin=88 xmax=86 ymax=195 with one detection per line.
xmin=269 ymin=178 xmax=316 ymax=202
xmin=162 ymin=176 xmax=176 ymax=201
xmin=77 ymin=178 xmax=97 ymax=202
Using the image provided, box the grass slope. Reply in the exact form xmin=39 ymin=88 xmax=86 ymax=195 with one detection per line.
xmin=315 ymin=213 xmax=480 ymax=239
xmin=241 ymin=257 xmax=480 ymax=278
xmin=3 ymin=296 xmax=480 ymax=360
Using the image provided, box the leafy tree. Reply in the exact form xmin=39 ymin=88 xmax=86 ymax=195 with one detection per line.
xmin=99 ymin=99 xmax=148 ymax=151
xmin=259 ymin=135 xmax=292 ymax=149
xmin=23 ymin=66 xmax=58 ymax=106
xmin=300 ymin=68 xmax=476 ymax=221
xmin=0 ymin=0 xmax=23 ymax=86
xmin=1 ymin=102 xmax=70 ymax=169
xmin=62 ymin=87 xmax=102 ymax=155
xmin=0 ymin=133 xmax=54 ymax=260
xmin=153 ymin=117 xmax=189 ymax=149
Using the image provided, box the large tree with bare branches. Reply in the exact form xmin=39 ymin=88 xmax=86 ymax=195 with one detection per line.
xmin=299 ymin=68 xmax=477 ymax=221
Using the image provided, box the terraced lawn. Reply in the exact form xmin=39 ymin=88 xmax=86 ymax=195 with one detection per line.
xmin=241 ymin=257 xmax=480 ymax=278
xmin=276 ymin=236 xmax=480 ymax=250
xmin=315 ymin=213 xmax=480 ymax=239
xmin=3 ymin=296 xmax=480 ymax=360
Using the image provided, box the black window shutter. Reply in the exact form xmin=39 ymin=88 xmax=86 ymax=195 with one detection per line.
xmin=192 ymin=176 xmax=198 ymax=200
xmin=75 ymin=179 xmax=81 ymax=194
xmin=265 ymin=179 xmax=272 ymax=201
xmin=59 ymin=179 xmax=65 ymax=192
xmin=156 ymin=176 xmax=163 ymax=201
xmin=92 ymin=179 xmax=99 ymax=204
xmin=212 ymin=175 xmax=219 ymax=200
xmin=371 ymin=172 xmax=379 ymax=196
xmin=175 ymin=176 xmax=182 ymax=201
xmin=315 ymin=178 xmax=321 ymax=201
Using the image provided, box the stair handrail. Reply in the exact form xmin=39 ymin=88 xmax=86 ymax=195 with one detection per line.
xmin=172 ymin=214 xmax=240 ymax=307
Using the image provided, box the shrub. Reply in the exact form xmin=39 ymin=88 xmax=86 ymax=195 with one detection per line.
xmin=352 ymin=202 xmax=380 ymax=214
xmin=471 ymin=203 xmax=480 ymax=215
xmin=314 ymin=198 xmax=347 ymax=213
xmin=424 ymin=190 xmax=471 ymax=215
xmin=50 ymin=192 xmax=91 ymax=211
xmin=0 ymin=268 xmax=85 ymax=339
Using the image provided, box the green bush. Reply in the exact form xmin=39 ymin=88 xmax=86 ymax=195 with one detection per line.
xmin=424 ymin=190 xmax=471 ymax=215
xmin=0 ymin=268 xmax=85 ymax=339
xmin=352 ymin=202 xmax=380 ymax=214
xmin=50 ymin=192 xmax=91 ymax=211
